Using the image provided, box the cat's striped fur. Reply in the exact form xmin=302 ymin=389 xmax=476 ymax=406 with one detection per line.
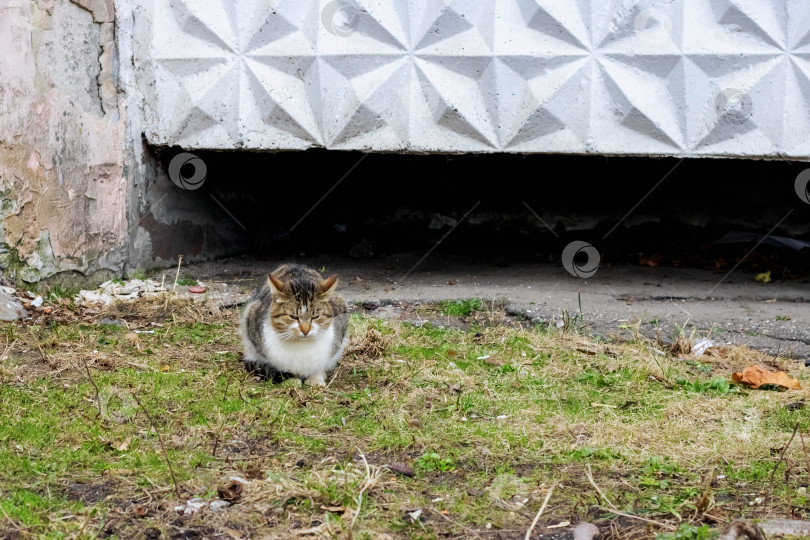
xmin=241 ymin=265 xmax=349 ymax=386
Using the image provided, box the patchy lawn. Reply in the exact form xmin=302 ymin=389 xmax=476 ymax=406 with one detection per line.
xmin=0 ymin=298 xmax=808 ymax=539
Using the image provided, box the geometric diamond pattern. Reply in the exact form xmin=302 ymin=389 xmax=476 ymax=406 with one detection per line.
xmin=133 ymin=0 xmax=810 ymax=158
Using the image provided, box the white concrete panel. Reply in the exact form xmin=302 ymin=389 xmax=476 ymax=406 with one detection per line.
xmin=132 ymin=0 xmax=810 ymax=158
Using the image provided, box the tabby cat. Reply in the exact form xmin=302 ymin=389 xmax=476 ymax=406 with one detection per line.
xmin=241 ymin=264 xmax=349 ymax=386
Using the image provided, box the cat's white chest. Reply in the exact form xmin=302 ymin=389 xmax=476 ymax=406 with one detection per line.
xmin=261 ymin=323 xmax=336 ymax=378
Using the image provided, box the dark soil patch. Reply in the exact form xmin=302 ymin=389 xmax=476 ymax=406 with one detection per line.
xmin=64 ymin=479 xmax=117 ymax=503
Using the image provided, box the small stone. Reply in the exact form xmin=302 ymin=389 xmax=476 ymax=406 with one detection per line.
xmin=719 ymin=520 xmax=768 ymax=540
xmin=116 ymin=288 xmax=133 ymax=295
xmin=505 ymin=304 xmax=523 ymax=317
xmin=188 ymin=285 xmax=207 ymax=294
xmin=573 ymin=522 xmax=600 ymax=540
xmin=388 ymin=462 xmax=415 ymax=477
xmin=760 ymin=519 xmax=810 ymax=538
xmin=99 ymin=318 xmax=125 ymax=327
xmin=0 ymin=290 xmax=28 ymax=321
xmin=209 ymin=500 xmax=230 ymax=512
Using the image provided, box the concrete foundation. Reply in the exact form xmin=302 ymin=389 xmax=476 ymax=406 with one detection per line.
xmin=0 ymin=0 xmax=809 ymax=283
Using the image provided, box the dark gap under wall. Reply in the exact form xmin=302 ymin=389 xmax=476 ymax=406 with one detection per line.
xmin=141 ymin=147 xmax=810 ymax=280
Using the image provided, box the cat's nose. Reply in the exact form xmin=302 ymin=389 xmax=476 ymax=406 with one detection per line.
xmin=299 ymin=323 xmax=311 ymax=335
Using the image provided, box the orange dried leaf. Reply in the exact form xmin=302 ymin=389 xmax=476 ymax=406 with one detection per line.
xmin=731 ymin=366 xmax=801 ymax=390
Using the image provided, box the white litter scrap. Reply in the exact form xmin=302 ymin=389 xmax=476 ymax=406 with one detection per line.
xmin=229 ymin=476 xmax=249 ymax=485
xmin=691 ymin=339 xmax=714 ymax=356
xmin=76 ymin=278 xmax=168 ymax=307
xmin=174 ymin=498 xmax=207 ymax=515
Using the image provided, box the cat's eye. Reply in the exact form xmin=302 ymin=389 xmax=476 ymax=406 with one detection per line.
xmin=290 ymin=315 xmax=299 ymax=320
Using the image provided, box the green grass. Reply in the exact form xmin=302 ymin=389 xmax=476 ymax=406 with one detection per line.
xmin=437 ymin=298 xmax=482 ymax=317
xmin=415 ymin=452 xmax=456 ymax=472
xmin=657 ymin=523 xmax=718 ymax=540
xmin=176 ymin=273 xmax=198 ymax=287
xmin=46 ymin=283 xmax=81 ymax=308
xmin=0 ymin=305 xmax=805 ymax=538
xmin=128 ymin=269 xmax=150 ymax=281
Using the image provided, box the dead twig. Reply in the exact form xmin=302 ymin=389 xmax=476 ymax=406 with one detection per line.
xmin=800 ymin=430 xmax=810 ymax=478
xmin=525 ymin=484 xmax=555 ymax=540
xmin=585 ymin=464 xmax=618 ymax=511
xmin=81 ymin=357 xmax=102 ymax=417
xmin=130 ymin=390 xmax=181 ymax=498
xmin=237 ymin=387 xmax=258 ymax=409
xmin=587 ymin=465 xmax=676 ymax=531
xmin=597 ymin=506 xmax=677 ymax=531
xmin=0 ymin=502 xmax=22 ymax=533
xmin=211 ymin=413 xmax=228 ymax=458
xmin=172 ymin=255 xmax=183 ymax=294
xmin=770 ymin=421 xmax=799 ymax=493
xmin=435 ymin=509 xmax=484 ymax=539
xmin=350 ymin=452 xmax=379 ymax=530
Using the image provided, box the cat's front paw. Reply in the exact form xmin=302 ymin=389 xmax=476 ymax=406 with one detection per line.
xmin=304 ymin=374 xmax=327 ymax=387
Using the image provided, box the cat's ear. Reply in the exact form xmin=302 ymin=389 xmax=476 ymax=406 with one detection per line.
xmin=319 ymin=275 xmax=339 ymax=296
xmin=267 ymin=274 xmax=287 ymax=295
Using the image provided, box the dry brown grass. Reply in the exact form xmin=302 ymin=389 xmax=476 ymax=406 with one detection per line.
xmin=100 ymin=296 xmax=232 ymax=327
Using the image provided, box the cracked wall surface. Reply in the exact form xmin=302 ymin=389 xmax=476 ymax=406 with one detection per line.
xmin=0 ymin=0 xmax=127 ymax=283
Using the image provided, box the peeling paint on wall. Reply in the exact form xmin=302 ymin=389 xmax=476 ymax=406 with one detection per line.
xmin=0 ymin=0 xmax=127 ymax=283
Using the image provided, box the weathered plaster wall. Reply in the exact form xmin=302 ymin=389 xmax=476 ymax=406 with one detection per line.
xmin=0 ymin=0 xmax=127 ymax=283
